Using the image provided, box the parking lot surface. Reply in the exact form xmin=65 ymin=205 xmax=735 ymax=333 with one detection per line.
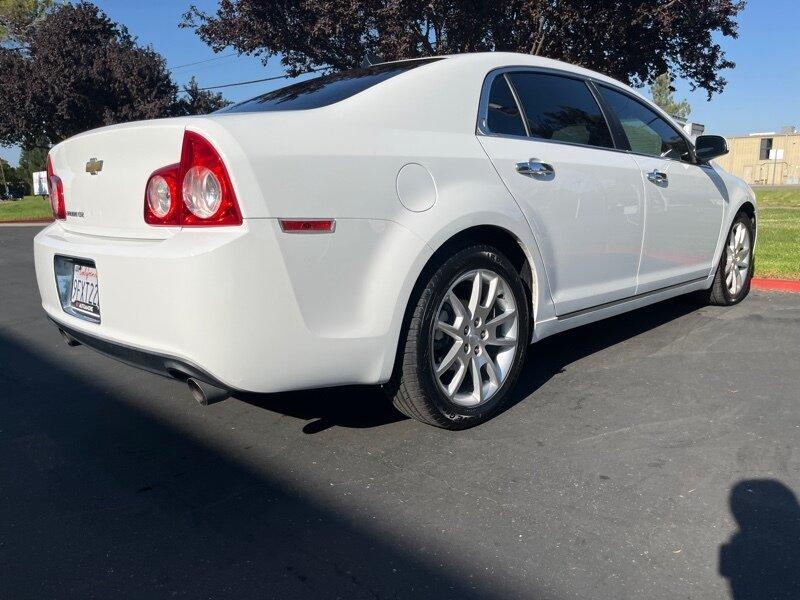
xmin=2 ymin=225 xmax=799 ymax=600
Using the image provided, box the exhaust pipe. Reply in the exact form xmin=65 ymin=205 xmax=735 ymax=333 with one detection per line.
xmin=187 ymin=377 xmax=230 ymax=406
xmin=59 ymin=328 xmax=81 ymax=347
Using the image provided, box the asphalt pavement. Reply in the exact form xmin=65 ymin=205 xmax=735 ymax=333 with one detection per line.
xmin=2 ymin=225 xmax=799 ymax=600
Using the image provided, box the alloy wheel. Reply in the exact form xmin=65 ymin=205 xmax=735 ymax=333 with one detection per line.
xmin=430 ymin=269 xmax=519 ymax=407
xmin=725 ymin=221 xmax=751 ymax=296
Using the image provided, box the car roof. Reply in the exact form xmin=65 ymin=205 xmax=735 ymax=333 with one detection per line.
xmin=335 ymin=52 xmax=648 ymax=135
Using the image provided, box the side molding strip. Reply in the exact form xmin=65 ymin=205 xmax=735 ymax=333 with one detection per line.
xmin=556 ymin=277 xmax=707 ymax=321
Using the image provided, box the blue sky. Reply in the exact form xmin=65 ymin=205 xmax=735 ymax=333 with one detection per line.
xmin=2 ymin=0 xmax=798 ymax=165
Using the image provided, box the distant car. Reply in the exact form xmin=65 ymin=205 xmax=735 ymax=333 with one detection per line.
xmin=34 ymin=53 xmax=756 ymax=429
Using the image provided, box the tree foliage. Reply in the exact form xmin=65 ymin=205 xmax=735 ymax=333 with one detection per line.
xmin=0 ymin=0 xmax=57 ymax=44
xmin=175 ymin=76 xmax=231 ymax=116
xmin=183 ymin=0 xmax=743 ymax=97
xmin=0 ymin=2 xmax=229 ymax=151
xmin=650 ymin=72 xmax=691 ymax=119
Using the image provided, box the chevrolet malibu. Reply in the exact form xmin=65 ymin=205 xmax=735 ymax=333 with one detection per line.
xmin=34 ymin=52 xmax=756 ymax=429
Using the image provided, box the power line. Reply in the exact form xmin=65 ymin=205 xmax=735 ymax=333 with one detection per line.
xmin=169 ymin=52 xmax=237 ymax=71
xmin=190 ymin=68 xmax=326 ymax=92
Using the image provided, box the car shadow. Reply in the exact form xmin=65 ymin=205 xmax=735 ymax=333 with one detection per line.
xmin=237 ymin=295 xmax=706 ymax=431
xmin=0 ymin=329 xmax=532 ymax=600
xmin=719 ymin=479 xmax=800 ymax=599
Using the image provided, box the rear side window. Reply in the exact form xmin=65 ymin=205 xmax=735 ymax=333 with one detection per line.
xmin=224 ymin=58 xmax=442 ymax=113
xmin=597 ymin=85 xmax=692 ymax=162
xmin=486 ymin=75 xmax=527 ymax=137
xmin=506 ymin=73 xmax=614 ymax=149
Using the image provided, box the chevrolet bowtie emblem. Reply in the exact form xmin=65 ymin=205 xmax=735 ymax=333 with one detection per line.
xmin=85 ymin=158 xmax=104 ymax=175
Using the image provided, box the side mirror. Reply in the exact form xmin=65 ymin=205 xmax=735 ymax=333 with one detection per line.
xmin=695 ymin=135 xmax=728 ymax=162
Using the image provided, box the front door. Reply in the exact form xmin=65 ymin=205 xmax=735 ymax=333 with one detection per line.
xmin=594 ymin=84 xmax=725 ymax=292
xmin=478 ymin=70 xmax=645 ymax=316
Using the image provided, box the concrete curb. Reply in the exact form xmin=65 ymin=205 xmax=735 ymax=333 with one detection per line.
xmin=752 ymin=278 xmax=800 ymax=293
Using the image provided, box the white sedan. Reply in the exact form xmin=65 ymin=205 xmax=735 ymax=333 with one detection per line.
xmin=34 ymin=52 xmax=756 ymax=429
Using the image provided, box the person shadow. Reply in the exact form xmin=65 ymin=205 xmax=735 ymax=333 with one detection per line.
xmin=719 ymin=479 xmax=800 ymax=599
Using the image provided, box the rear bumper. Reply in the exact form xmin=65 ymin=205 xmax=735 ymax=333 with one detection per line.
xmin=33 ymin=219 xmax=430 ymax=393
xmin=50 ymin=316 xmax=235 ymax=391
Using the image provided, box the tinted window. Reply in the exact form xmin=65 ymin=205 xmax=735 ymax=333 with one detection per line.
xmin=506 ymin=73 xmax=613 ymax=148
xmin=224 ymin=59 xmax=442 ymax=113
xmin=486 ymin=75 xmax=527 ymax=137
xmin=597 ymin=85 xmax=692 ymax=162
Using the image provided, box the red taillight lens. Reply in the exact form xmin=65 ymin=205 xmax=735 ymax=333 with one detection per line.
xmin=144 ymin=164 xmax=180 ymax=225
xmin=144 ymin=131 xmax=242 ymax=227
xmin=46 ymin=156 xmax=66 ymax=220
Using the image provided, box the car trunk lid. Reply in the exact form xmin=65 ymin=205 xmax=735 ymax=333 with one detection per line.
xmin=49 ymin=118 xmax=192 ymax=239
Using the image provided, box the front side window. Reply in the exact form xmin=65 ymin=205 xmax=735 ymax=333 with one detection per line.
xmin=224 ymin=58 xmax=442 ymax=113
xmin=485 ymin=75 xmax=527 ymax=137
xmin=506 ymin=72 xmax=614 ymax=149
xmin=597 ymin=85 xmax=692 ymax=162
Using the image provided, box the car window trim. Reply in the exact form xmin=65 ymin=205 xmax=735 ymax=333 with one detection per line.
xmin=593 ymin=81 xmax=699 ymax=165
xmin=501 ymin=73 xmax=531 ymax=137
xmin=476 ymin=66 xmax=700 ymax=166
xmin=480 ymin=67 xmax=618 ymax=151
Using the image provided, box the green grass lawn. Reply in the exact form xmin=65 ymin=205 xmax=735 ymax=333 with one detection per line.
xmin=0 ymin=195 xmax=53 ymax=222
xmin=754 ymin=188 xmax=800 ymax=279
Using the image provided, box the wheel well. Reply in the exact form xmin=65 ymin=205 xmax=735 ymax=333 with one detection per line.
xmin=389 ymin=225 xmax=536 ymax=383
xmin=739 ymin=201 xmax=756 ymax=226
xmin=429 ymin=225 xmax=531 ymax=280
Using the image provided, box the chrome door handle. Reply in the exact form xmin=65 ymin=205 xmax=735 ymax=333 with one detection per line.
xmin=516 ymin=159 xmax=554 ymax=178
xmin=647 ymin=170 xmax=668 ymax=184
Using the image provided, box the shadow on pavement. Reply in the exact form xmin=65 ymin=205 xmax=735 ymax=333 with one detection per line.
xmin=237 ymin=296 xmax=704 ymax=431
xmin=236 ymin=385 xmax=407 ymax=434
xmin=720 ymin=479 xmax=800 ymax=600
xmin=0 ymin=331 xmax=538 ymax=599
xmin=508 ymin=296 xmax=703 ymax=410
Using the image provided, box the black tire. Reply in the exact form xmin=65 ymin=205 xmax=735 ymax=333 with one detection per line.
xmin=705 ymin=211 xmax=755 ymax=306
xmin=386 ymin=245 xmax=530 ymax=430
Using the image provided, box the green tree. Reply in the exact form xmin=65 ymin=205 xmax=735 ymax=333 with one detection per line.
xmin=0 ymin=0 xmax=58 ymax=44
xmin=15 ymin=145 xmax=48 ymax=195
xmin=183 ymin=0 xmax=744 ymax=98
xmin=0 ymin=158 xmax=27 ymax=198
xmin=174 ymin=76 xmax=231 ymax=115
xmin=650 ymin=73 xmax=691 ymax=119
xmin=0 ymin=2 xmax=230 ymax=151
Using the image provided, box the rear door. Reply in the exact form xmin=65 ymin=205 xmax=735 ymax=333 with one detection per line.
xmin=478 ymin=70 xmax=645 ymax=316
xmin=594 ymin=84 xmax=725 ymax=292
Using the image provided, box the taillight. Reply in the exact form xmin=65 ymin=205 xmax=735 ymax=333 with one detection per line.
xmin=46 ymin=155 xmax=66 ymax=220
xmin=144 ymin=131 xmax=242 ymax=227
xmin=144 ymin=164 xmax=180 ymax=225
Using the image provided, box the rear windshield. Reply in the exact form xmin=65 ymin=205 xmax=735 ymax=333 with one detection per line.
xmin=223 ymin=58 xmax=443 ymax=113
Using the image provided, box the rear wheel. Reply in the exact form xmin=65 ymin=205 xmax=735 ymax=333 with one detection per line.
xmin=387 ymin=245 xmax=530 ymax=429
xmin=707 ymin=212 xmax=755 ymax=306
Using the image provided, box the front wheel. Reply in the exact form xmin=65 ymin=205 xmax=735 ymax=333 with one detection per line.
xmin=387 ymin=245 xmax=530 ymax=429
xmin=707 ymin=212 xmax=755 ymax=306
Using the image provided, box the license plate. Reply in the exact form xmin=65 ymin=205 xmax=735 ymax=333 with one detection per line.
xmin=69 ymin=264 xmax=100 ymax=318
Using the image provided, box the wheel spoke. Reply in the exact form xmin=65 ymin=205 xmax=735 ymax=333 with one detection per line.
xmin=483 ymin=353 xmax=501 ymax=387
xmin=446 ymin=359 xmax=468 ymax=398
xmin=487 ymin=333 xmax=516 ymax=348
xmin=436 ymin=320 xmax=462 ymax=340
xmin=470 ymin=357 xmax=483 ymax=404
xmin=447 ymin=290 xmax=469 ymax=321
xmin=485 ymin=308 xmax=516 ymax=330
xmin=435 ymin=340 xmax=463 ymax=376
xmin=481 ymin=276 xmax=500 ymax=317
xmin=467 ymin=272 xmax=482 ymax=318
